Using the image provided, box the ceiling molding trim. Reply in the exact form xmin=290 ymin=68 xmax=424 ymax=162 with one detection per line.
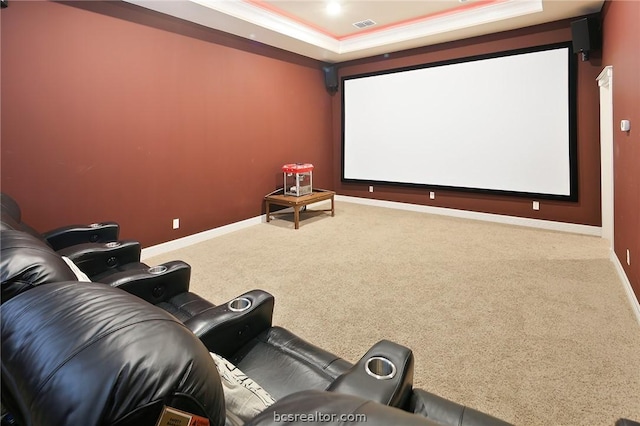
xmin=189 ymin=0 xmax=340 ymax=52
xmin=123 ymin=0 xmax=594 ymax=63
xmin=336 ymin=0 xmax=503 ymax=41
xmin=339 ymin=0 xmax=544 ymax=53
xmin=184 ymin=0 xmax=543 ymax=55
xmin=244 ymin=0 xmax=339 ymax=39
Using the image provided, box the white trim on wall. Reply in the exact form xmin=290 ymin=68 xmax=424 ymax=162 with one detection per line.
xmin=597 ymin=65 xmax=614 ymax=247
xmin=141 ymin=215 xmax=265 ymax=260
xmin=140 ymin=194 xmax=638 ymax=322
xmin=336 ymin=195 xmax=602 ymax=236
xmin=142 ymin=195 xmax=602 ymax=260
xmin=141 ymin=201 xmax=329 ymax=259
xmin=611 ymin=250 xmax=640 ymax=326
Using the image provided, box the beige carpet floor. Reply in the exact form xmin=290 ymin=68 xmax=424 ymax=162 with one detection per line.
xmin=145 ymin=201 xmax=640 ymax=426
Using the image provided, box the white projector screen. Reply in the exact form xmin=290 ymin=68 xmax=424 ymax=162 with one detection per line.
xmin=342 ymin=44 xmax=577 ymax=200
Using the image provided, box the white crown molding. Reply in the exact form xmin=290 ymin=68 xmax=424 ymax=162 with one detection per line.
xmin=340 ymin=0 xmax=544 ymax=54
xmin=194 ymin=0 xmax=544 ymax=55
xmin=125 ymin=0 xmax=545 ymax=61
xmin=189 ymin=0 xmax=339 ymax=52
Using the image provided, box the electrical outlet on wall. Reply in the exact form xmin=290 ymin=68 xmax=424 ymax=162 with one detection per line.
xmin=627 ymin=249 xmax=631 ymax=266
xmin=369 ymin=186 xmax=374 ymax=193
xmin=429 ymin=191 xmax=435 ymax=200
xmin=533 ymin=201 xmax=540 ymax=211
xmin=172 ymin=218 xmax=180 ymax=229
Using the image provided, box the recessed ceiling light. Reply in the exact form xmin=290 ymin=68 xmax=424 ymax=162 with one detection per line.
xmin=326 ymin=1 xmax=341 ymax=16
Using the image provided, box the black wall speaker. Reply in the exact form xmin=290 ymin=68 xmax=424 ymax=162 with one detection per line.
xmin=1 ymin=0 xmax=8 ymax=9
xmin=571 ymin=16 xmax=601 ymax=61
xmin=322 ymin=64 xmax=338 ymax=94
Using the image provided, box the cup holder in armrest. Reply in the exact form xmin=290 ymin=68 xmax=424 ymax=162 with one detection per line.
xmin=148 ymin=265 xmax=168 ymax=275
xmin=228 ymin=297 xmax=252 ymax=312
xmin=327 ymin=340 xmax=414 ymax=409
xmin=89 ymin=223 xmax=104 ymax=228
xmin=365 ymin=356 xmax=397 ymax=380
xmin=187 ymin=290 xmax=275 ymax=359
xmin=105 ymin=241 xmax=121 ymax=248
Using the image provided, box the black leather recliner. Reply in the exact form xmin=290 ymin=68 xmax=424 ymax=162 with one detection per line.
xmin=0 ymin=229 xmax=351 ymax=399
xmin=0 ymin=193 xmax=156 ymax=283
xmin=0 ymin=229 xmax=411 ymax=408
xmin=0 ymin=229 xmax=512 ymax=426
xmin=0 ymin=282 xmax=488 ymax=426
xmin=1 ymin=282 xmax=228 ymax=426
xmin=0 ymin=230 xmax=190 ymax=305
xmin=0 ymin=192 xmax=119 ymax=251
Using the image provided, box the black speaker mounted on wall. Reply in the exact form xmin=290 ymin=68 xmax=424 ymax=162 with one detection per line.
xmin=1 ymin=0 xmax=8 ymax=9
xmin=571 ymin=16 xmax=601 ymax=61
xmin=322 ymin=64 xmax=338 ymax=94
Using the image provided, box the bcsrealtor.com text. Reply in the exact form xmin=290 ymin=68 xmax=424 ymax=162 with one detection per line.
xmin=273 ymin=411 xmax=367 ymax=423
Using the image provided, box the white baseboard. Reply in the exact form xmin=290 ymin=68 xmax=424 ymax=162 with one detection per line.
xmin=336 ymin=195 xmax=602 ymax=236
xmin=141 ymin=195 xmax=638 ymax=325
xmin=610 ymin=250 xmax=640 ymax=326
xmin=141 ymin=215 xmax=265 ymax=260
xmin=337 ymin=195 xmax=638 ymax=324
xmin=141 ymin=200 xmax=333 ymax=260
xmin=142 ymin=195 xmax=601 ymax=259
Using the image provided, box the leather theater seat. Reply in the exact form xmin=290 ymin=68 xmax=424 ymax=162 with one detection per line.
xmin=0 ymin=193 xmax=153 ymax=285
xmin=0 ymin=282 xmax=488 ymax=426
xmin=1 ymin=192 xmax=119 ymax=251
xmin=0 ymin=230 xmax=190 ymax=305
xmin=1 ymin=282 xmax=227 ymax=426
xmin=0 ymin=228 xmax=512 ymax=426
xmin=0 ymin=228 xmax=350 ymax=399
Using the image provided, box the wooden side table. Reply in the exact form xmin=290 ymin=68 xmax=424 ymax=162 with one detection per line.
xmin=264 ymin=189 xmax=335 ymax=229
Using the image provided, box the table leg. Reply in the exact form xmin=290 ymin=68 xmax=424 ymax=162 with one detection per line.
xmin=294 ymin=206 xmax=300 ymax=229
xmin=331 ymin=196 xmax=335 ymax=217
xmin=266 ymin=201 xmax=271 ymax=222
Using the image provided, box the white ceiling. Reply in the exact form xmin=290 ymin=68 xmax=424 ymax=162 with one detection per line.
xmin=125 ymin=0 xmax=604 ymax=62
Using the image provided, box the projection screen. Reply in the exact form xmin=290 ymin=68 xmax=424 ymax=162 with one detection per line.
xmin=342 ymin=43 xmax=577 ymax=200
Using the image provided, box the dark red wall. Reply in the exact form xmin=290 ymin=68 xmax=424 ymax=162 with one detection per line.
xmin=602 ymin=0 xmax=640 ymax=301
xmin=0 ymin=1 xmax=332 ymax=246
xmin=2 ymin=1 xmax=637 ymax=305
xmin=332 ymin=20 xmax=603 ymax=227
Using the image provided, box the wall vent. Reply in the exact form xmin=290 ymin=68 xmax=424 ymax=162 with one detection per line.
xmin=352 ymin=19 xmax=377 ymax=29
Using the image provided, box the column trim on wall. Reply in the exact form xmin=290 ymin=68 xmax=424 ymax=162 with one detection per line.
xmin=597 ymin=65 xmax=614 ymax=248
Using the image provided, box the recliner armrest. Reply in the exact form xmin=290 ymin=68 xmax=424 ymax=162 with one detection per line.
xmin=183 ymin=290 xmax=275 ymax=358
xmin=99 ymin=260 xmax=191 ymax=304
xmin=56 ymin=240 xmax=141 ymax=277
xmin=43 ymin=222 xmax=119 ymax=251
xmin=410 ymin=389 xmax=513 ymax=426
xmin=327 ymin=339 xmax=414 ymax=409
